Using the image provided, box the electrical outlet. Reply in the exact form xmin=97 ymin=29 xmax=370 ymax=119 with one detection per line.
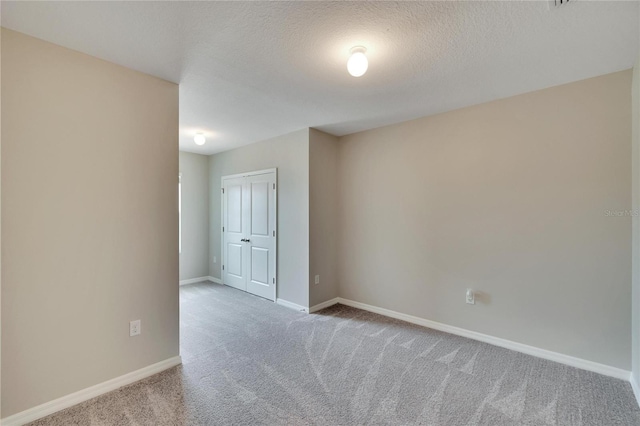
xmin=130 ymin=320 xmax=141 ymax=336
xmin=315 ymin=275 xmax=320 ymax=285
xmin=466 ymin=289 xmax=475 ymax=305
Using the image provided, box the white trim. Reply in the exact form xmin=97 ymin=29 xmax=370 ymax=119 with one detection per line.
xmin=309 ymin=297 xmax=340 ymax=313
xmin=1 ymin=356 xmax=182 ymax=426
xmin=631 ymin=373 xmax=640 ymax=408
xmin=336 ymin=297 xmax=631 ymax=381
xmin=220 ymin=176 xmax=225 ymax=291
xmin=179 ymin=276 xmax=210 ymax=286
xmin=179 ymin=276 xmax=222 ymax=286
xmin=276 ymin=298 xmax=309 ymax=313
xmin=221 ymin=168 xmax=277 ymax=180
xmin=273 ymin=171 xmax=278 ymax=302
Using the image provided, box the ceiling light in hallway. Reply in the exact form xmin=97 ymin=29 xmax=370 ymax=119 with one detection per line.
xmin=194 ymin=133 xmax=206 ymax=145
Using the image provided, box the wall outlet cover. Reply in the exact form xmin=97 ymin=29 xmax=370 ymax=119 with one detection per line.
xmin=130 ymin=320 xmax=141 ymax=336
xmin=466 ymin=289 xmax=475 ymax=305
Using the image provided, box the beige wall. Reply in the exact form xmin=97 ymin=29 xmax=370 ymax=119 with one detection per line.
xmin=1 ymin=29 xmax=179 ymax=417
xmin=338 ymin=70 xmax=632 ymax=369
xmin=209 ymin=129 xmax=309 ymax=307
xmin=179 ymin=151 xmax=209 ymax=281
xmin=309 ymin=129 xmax=340 ymax=307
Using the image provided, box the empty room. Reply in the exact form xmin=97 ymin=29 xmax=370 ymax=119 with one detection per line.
xmin=2 ymin=1 xmax=640 ymax=425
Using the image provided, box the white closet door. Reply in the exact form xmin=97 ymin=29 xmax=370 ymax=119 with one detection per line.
xmin=245 ymin=173 xmax=276 ymax=301
xmin=222 ymin=177 xmax=248 ymax=291
xmin=222 ymin=170 xmax=277 ymax=302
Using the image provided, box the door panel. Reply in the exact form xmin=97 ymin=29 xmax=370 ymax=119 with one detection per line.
xmin=250 ymin=181 xmax=269 ymax=236
xmin=246 ymin=173 xmax=276 ymax=301
xmin=226 ymin=244 xmax=244 ymax=277
xmin=222 ymin=177 xmax=247 ymax=291
xmin=250 ymin=247 xmax=269 ymax=285
xmin=227 ymin=184 xmax=243 ymax=233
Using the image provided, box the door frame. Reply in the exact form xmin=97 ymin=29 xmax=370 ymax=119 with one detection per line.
xmin=221 ymin=168 xmax=277 ymax=301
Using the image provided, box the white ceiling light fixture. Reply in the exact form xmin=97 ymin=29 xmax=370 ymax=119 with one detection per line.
xmin=347 ymin=46 xmax=368 ymax=77
xmin=194 ymin=133 xmax=206 ymax=145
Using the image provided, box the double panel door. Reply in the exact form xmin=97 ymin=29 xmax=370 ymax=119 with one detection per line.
xmin=222 ymin=170 xmax=276 ymax=301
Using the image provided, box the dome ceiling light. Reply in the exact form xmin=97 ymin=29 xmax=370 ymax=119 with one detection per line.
xmin=194 ymin=133 xmax=206 ymax=145
xmin=347 ymin=46 xmax=368 ymax=77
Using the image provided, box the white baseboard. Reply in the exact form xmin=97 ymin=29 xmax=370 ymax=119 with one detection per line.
xmin=309 ymin=297 xmax=340 ymax=313
xmin=276 ymin=298 xmax=309 ymax=313
xmin=337 ymin=297 xmax=631 ymax=381
xmin=1 ymin=356 xmax=182 ymax=426
xmin=631 ymin=373 xmax=640 ymax=408
xmin=179 ymin=276 xmax=210 ymax=286
xmin=179 ymin=276 xmax=222 ymax=286
xmin=207 ymin=276 xmax=222 ymax=284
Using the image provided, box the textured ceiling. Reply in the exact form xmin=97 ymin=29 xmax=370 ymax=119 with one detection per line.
xmin=2 ymin=1 xmax=638 ymax=155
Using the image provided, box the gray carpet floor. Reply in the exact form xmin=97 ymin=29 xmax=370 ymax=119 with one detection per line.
xmin=29 ymin=282 xmax=640 ymax=425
